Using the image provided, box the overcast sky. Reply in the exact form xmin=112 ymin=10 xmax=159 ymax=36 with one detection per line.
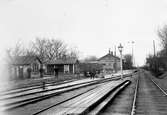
xmin=1 ymin=0 xmax=167 ymax=66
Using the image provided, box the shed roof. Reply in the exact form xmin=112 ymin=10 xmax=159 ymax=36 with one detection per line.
xmin=48 ymin=59 xmax=79 ymax=65
xmin=12 ymin=56 xmax=42 ymax=65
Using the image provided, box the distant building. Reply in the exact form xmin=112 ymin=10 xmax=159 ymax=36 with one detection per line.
xmin=78 ymin=62 xmax=103 ymax=74
xmin=11 ymin=56 xmax=42 ymax=79
xmin=97 ymin=50 xmax=120 ymax=74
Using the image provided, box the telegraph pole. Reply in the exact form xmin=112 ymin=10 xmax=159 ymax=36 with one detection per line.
xmin=128 ymin=41 xmax=135 ymax=67
xmin=153 ymin=40 xmax=156 ymax=57
xmin=114 ymin=45 xmax=116 ymax=56
xmin=153 ymin=40 xmax=157 ymax=73
xmin=114 ymin=45 xmax=117 ymax=73
xmin=132 ymin=41 xmax=135 ymax=67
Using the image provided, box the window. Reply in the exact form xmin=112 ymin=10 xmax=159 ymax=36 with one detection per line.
xmin=32 ymin=63 xmax=38 ymax=72
xmin=64 ymin=65 xmax=69 ymax=73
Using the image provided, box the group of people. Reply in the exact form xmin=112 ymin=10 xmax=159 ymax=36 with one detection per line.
xmin=84 ymin=71 xmax=99 ymax=79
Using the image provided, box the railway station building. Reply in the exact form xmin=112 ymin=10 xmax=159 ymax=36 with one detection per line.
xmin=10 ymin=56 xmax=42 ymax=79
xmin=97 ymin=50 xmax=121 ymax=74
xmin=46 ymin=59 xmax=80 ymax=75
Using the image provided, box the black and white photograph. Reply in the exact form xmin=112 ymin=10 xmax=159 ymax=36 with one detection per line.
xmin=0 ymin=0 xmax=167 ymax=115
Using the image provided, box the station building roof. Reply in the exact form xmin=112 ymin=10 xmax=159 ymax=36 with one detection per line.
xmin=47 ymin=59 xmax=79 ymax=65
xmin=98 ymin=51 xmax=120 ymax=61
xmin=12 ymin=56 xmax=42 ymax=65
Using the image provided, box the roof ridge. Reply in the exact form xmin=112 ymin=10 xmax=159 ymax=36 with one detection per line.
xmin=98 ymin=53 xmax=120 ymax=61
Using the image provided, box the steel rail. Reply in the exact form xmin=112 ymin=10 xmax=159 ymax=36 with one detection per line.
xmin=0 ymin=77 xmax=120 ymax=100
xmin=34 ymin=80 xmax=130 ymax=115
xmin=130 ymin=74 xmax=139 ymax=115
xmin=87 ymin=80 xmax=131 ymax=115
xmin=32 ymin=86 xmax=98 ymax=115
xmin=151 ymin=78 xmax=167 ymax=96
xmin=0 ymin=79 xmax=79 ymax=96
xmin=3 ymin=77 xmax=118 ymax=111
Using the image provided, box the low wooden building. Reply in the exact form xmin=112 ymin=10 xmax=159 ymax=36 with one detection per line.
xmin=11 ymin=56 xmax=42 ymax=79
xmin=46 ymin=59 xmax=79 ymax=75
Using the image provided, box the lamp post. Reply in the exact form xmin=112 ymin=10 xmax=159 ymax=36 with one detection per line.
xmin=118 ymin=43 xmax=123 ymax=80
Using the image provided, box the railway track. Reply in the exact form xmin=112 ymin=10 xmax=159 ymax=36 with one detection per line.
xmin=1 ymin=73 xmax=135 ymax=115
xmin=0 ymin=78 xmax=103 ymax=100
xmin=0 ymin=78 xmax=80 ymax=96
xmin=1 ymin=76 xmax=121 ymax=112
xmin=1 ymin=76 xmax=122 ymax=99
xmin=3 ymin=77 xmax=126 ymax=115
xmin=2 ymin=73 xmax=131 ymax=96
xmin=97 ymin=70 xmax=167 ymax=115
xmin=31 ymin=79 xmax=131 ymax=115
xmin=98 ymin=74 xmax=138 ymax=115
xmin=133 ymin=71 xmax=167 ymax=115
xmin=6 ymin=70 xmax=165 ymax=115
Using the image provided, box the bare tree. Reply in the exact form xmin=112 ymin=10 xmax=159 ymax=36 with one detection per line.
xmin=154 ymin=25 xmax=167 ymax=72
xmin=67 ymin=47 xmax=79 ymax=59
xmin=6 ymin=38 xmax=79 ymax=64
xmin=44 ymin=39 xmax=67 ymax=61
xmin=158 ymin=25 xmax=167 ymax=56
xmin=32 ymin=38 xmax=47 ymax=63
xmin=32 ymin=38 xmax=68 ymax=62
xmin=44 ymin=39 xmax=55 ymax=61
xmin=123 ymin=54 xmax=133 ymax=69
xmin=6 ymin=41 xmax=25 ymax=62
xmin=24 ymin=43 xmax=37 ymax=56
xmin=50 ymin=39 xmax=67 ymax=60
xmin=83 ymin=56 xmax=98 ymax=62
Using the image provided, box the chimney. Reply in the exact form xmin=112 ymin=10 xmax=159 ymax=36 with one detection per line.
xmin=114 ymin=45 xmax=116 ymax=56
xmin=109 ymin=48 xmax=111 ymax=54
xmin=111 ymin=51 xmax=113 ymax=55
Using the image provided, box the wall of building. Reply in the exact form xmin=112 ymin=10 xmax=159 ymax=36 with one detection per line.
xmin=11 ymin=59 xmax=41 ymax=79
xmin=46 ymin=64 xmax=77 ymax=75
xmin=98 ymin=58 xmax=120 ymax=73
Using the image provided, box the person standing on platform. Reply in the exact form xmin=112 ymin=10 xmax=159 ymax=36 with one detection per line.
xmin=54 ymin=67 xmax=59 ymax=78
xmin=42 ymin=81 xmax=46 ymax=90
